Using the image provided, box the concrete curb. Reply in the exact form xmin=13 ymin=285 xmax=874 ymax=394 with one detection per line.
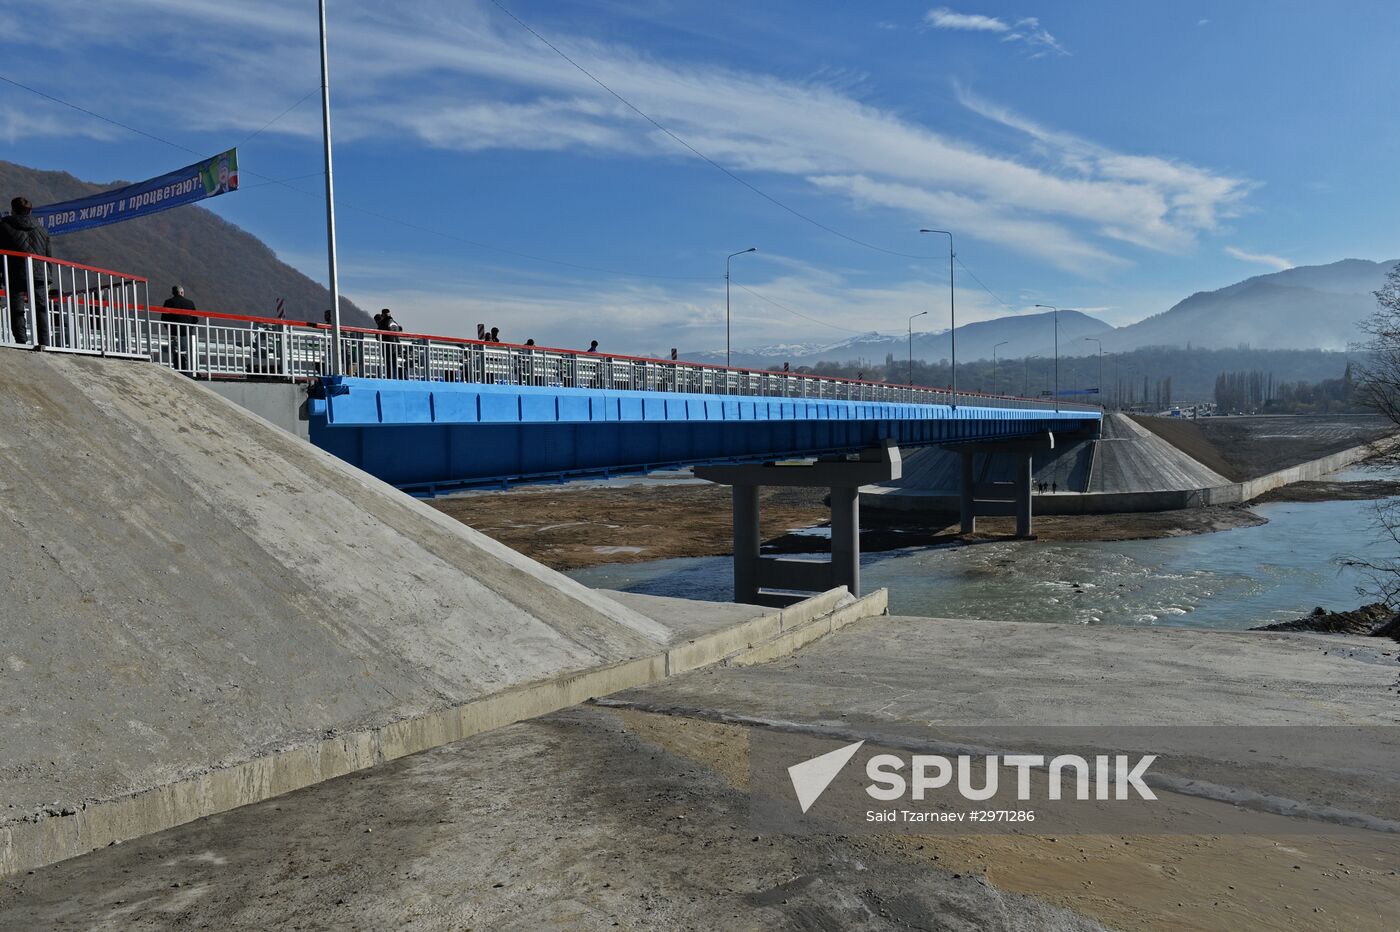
xmin=0 ymin=587 xmax=881 ymax=879
xmin=728 ymin=588 xmax=889 ymax=668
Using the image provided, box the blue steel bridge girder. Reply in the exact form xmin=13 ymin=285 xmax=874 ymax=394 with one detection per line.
xmin=307 ymin=377 xmax=1101 ymax=496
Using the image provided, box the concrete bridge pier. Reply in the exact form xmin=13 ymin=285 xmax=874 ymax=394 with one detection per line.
xmin=952 ymin=433 xmax=1054 ymax=539
xmin=696 ymin=441 xmax=902 ymax=605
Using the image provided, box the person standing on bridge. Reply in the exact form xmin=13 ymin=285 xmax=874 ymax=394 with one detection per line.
xmin=1 ymin=197 xmax=52 ymax=348
xmin=161 ymin=285 xmax=198 ymax=373
xmin=375 ymin=308 xmax=404 ymax=378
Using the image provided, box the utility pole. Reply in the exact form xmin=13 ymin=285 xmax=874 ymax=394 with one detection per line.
xmin=993 ymin=340 xmax=1008 ymax=395
xmin=318 ymin=0 xmax=343 ymax=376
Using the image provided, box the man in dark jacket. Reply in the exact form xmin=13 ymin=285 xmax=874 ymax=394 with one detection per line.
xmin=375 ymin=308 xmax=404 ymax=378
xmin=0 ymin=197 xmax=53 ymax=347
xmin=161 ymin=285 xmax=198 ymax=372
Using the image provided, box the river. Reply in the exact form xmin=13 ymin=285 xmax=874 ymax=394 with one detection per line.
xmin=569 ymin=465 xmax=1397 ymax=630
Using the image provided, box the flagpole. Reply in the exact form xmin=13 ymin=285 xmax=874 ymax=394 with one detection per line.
xmin=318 ymin=0 xmax=343 ymax=376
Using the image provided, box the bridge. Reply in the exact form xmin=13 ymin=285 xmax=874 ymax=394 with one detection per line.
xmin=1 ymin=249 xmax=1099 ymax=484
xmin=2 ymin=248 xmax=1099 ymax=600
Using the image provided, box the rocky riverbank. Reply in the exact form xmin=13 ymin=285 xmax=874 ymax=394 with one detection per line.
xmin=1252 ymin=602 xmax=1400 ymax=639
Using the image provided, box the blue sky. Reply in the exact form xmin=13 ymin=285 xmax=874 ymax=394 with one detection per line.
xmin=3 ymin=1 xmax=1397 ymax=354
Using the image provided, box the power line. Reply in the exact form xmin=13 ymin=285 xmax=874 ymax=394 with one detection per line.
xmin=0 ymin=72 xmax=713 ymax=282
xmin=2 ymin=69 xmax=1023 ymax=313
xmin=236 ymin=88 xmax=319 ymax=146
xmin=239 ymin=170 xmax=330 ymax=189
xmin=955 ymin=255 xmax=1016 ymax=312
xmin=733 ymin=282 xmax=900 ymax=335
xmin=486 ymin=0 xmax=938 ymax=262
xmin=0 ymin=73 xmax=205 ymax=158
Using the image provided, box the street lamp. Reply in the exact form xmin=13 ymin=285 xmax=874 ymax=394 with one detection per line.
xmin=1034 ymin=304 xmax=1060 ymax=412
xmin=725 ymin=247 xmax=756 ymax=367
xmin=1084 ymin=337 xmax=1102 ymax=404
xmin=993 ymin=340 xmax=1008 ymax=396
xmin=908 ymin=310 xmax=928 ymax=385
xmin=918 ymin=229 xmax=956 ymax=400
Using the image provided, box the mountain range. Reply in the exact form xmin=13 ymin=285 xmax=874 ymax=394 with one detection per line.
xmin=0 ymin=160 xmax=370 ymax=325
xmin=681 ymin=309 xmax=1113 ymax=369
xmin=683 ymin=258 xmax=1397 ymax=366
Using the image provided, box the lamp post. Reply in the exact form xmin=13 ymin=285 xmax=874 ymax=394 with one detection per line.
xmin=1084 ymin=337 xmax=1102 ymax=404
xmin=725 ymin=247 xmax=756 ymax=368
xmin=318 ymin=0 xmax=343 ymax=375
xmin=908 ymin=310 xmax=928 ymax=385
xmin=918 ymin=229 xmax=955 ymax=400
xmin=1034 ymin=304 xmax=1060 ymax=411
xmin=993 ymin=340 xmax=1008 ymax=396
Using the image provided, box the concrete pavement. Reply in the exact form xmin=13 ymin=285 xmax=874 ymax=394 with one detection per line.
xmin=0 ymin=705 xmax=1102 ymax=932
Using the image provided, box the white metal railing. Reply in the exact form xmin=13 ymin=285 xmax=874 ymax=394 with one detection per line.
xmin=1 ymin=249 xmax=1096 ymax=413
xmin=1 ymin=249 xmax=150 ymax=358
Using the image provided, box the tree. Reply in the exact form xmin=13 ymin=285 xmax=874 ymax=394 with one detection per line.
xmin=1345 ymin=265 xmax=1400 ymax=605
xmin=1356 ymin=265 xmax=1400 ymax=421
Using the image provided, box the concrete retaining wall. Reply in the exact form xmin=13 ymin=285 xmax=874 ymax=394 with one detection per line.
xmin=205 ymin=381 xmax=310 ymax=441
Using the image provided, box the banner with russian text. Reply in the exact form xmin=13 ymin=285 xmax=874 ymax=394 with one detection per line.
xmin=31 ymin=149 xmax=239 ymax=236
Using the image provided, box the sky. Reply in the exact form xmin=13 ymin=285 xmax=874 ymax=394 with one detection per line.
xmin=3 ymin=0 xmax=1398 ymax=355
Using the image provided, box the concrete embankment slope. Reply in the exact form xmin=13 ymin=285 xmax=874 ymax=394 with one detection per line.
xmin=867 ymin=412 xmax=1396 ymax=514
xmin=867 ymin=412 xmax=1231 ymax=512
xmin=0 ymin=351 xmax=882 ymax=875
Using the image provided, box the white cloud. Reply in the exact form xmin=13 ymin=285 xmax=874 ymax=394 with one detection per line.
xmin=1224 ymin=246 xmax=1292 ymax=271
xmin=1002 ymin=16 xmax=1069 ymax=57
xmin=6 ymin=0 xmax=1252 ymax=345
xmin=924 ymin=7 xmax=1068 ymax=56
xmin=341 ymin=250 xmax=1023 ymax=355
xmin=11 ymin=1 xmax=1245 ymax=274
xmin=924 ymin=8 xmax=1009 ymax=33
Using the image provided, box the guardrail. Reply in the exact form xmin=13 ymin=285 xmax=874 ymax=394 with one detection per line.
xmin=1 ymin=249 xmax=1097 ymax=413
xmin=1 ymin=249 xmax=150 ymax=358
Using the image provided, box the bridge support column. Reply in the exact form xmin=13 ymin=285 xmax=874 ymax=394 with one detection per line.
xmin=959 ymin=451 xmax=976 ymax=535
xmin=1015 ymin=453 xmax=1033 ymax=539
xmin=830 ymin=485 xmax=859 ymax=597
xmin=947 ymin=433 xmax=1054 ymax=541
xmin=696 ymin=442 xmax=901 ymax=606
xmin=733 ymin=484 xmax=761 ymax=604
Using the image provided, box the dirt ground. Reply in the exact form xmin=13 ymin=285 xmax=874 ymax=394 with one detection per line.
xmin=428 ymin=482 xmax=1268 ymax=572
xmin=1253 ymin=478 xmax=1400 ymax=503
xmin=1132 ymin=414 xmax=1395 ymax=481
xmin=429 ymin=481 xmax=829 ymax=571
xmin=615 ymin=709 xmax=1400 ymax=932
